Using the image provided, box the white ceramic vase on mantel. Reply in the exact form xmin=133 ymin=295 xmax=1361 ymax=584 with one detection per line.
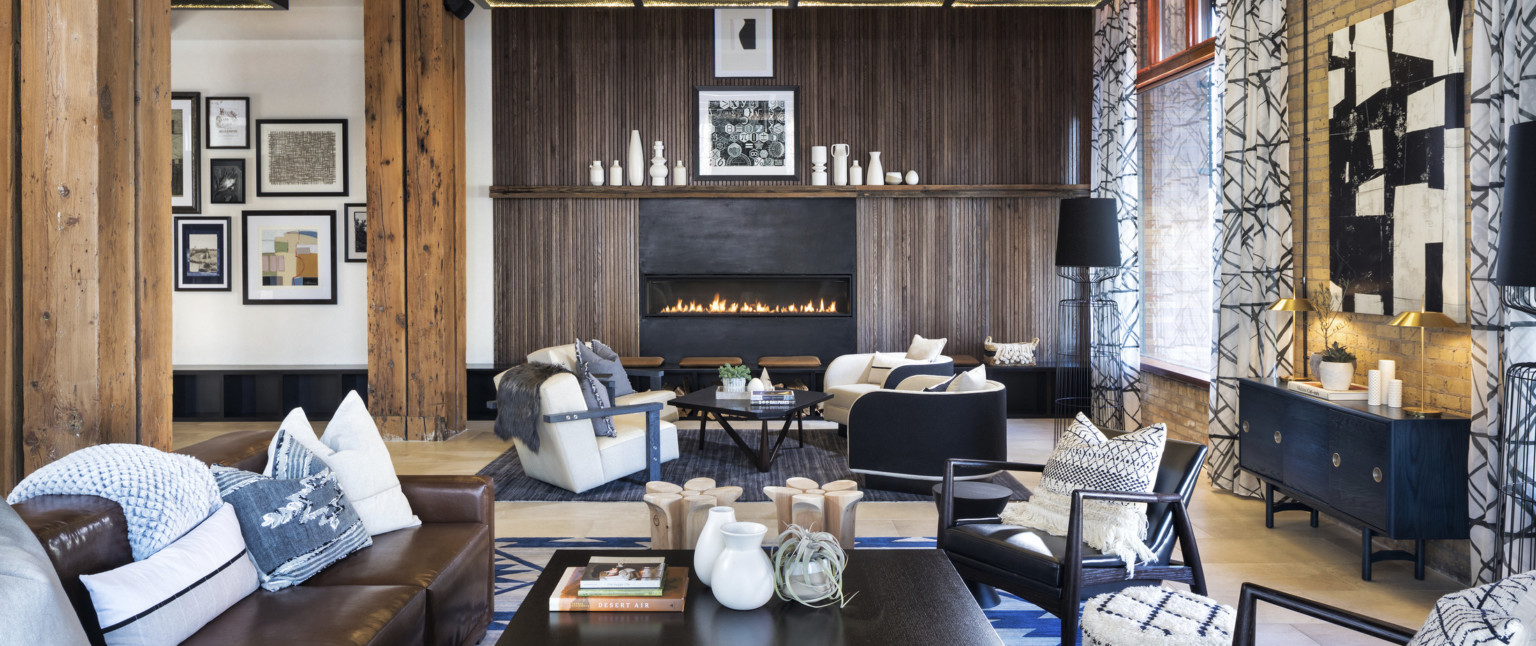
xmin=1317 ymin=360 xmax=1354 ymax=391
xmin=867 ymin=152 xmax=884 ymax=185
xmin=709 ymin=522 xmax=774 ymax=611
xmin=628 ymin=130 xmax=645 ymax=186
xmin=694 ymin=506 xmax=737 ymax=586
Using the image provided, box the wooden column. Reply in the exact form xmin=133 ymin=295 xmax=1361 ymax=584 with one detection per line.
xmin=365 ymin=0 xmax=467 ymax=441
xmin=2 ymin=0 xmax=171 ymax=492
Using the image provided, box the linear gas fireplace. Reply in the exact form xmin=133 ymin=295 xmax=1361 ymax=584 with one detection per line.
xmin=644 ymin=276 xmax=851 ymax=317
xmin=638 ymin=198 xmax=858 ymax=364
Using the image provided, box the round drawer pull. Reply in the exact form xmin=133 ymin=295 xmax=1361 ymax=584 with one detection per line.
xmin=1273 ymin=431 xmax=1282 ymax=444
xmin=1373 ymin=467 xmax=1383 ymax=483
xmin=1332 ymin=453 xmax=1341 ymax=467
xmin=1242 ymin=421 xmax=1249 ymax=433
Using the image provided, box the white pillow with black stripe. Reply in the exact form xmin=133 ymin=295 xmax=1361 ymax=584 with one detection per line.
xmin=79 ymin=504 xmax=257 ymax=646
xmin=1408 ymin=571 xmax=1536 ymax=646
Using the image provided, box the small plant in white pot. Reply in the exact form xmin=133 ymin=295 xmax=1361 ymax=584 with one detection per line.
xmin=1317 ymin=342 xmax=1357 ymax=391
xmin=771 ymin=524 xmax=855 ymax=608
xmin=719 ymin=364 xmax=751 ymax=393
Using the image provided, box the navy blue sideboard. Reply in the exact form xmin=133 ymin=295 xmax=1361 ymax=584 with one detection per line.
xmin=1237 ymin=378 xmax=1469 ymax=580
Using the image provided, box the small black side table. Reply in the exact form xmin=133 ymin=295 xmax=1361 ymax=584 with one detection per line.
xmin=931 ymin=481 xmax=1015 ymax=609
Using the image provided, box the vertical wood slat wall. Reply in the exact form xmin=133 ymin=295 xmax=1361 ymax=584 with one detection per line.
xmin=366 ymin=0 xmax=467 ymax=440
xmin=3 ymin=0 xmax=171 ymax=492
xmin=491 ymin=8 xmax=1090 ymax=365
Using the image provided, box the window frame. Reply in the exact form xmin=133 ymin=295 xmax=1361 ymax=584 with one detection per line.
xmin=1138 ymin=0 xmax=1215 ymax=90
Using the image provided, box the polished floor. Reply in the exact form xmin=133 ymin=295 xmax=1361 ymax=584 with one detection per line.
xmin=174 ymin=418 xmax=1457 ymax=645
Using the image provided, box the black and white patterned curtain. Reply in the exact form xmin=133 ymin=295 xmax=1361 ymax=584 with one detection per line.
xmin=1207 ymin=0 xmax=1292 ymax=497
xmin=1470 ymin=0 xmax=1536 ymax=585
xmin=1092 ymin=0 xmax=1144 ymax=430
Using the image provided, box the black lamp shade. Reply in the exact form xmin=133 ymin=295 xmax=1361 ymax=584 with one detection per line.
xmin=1055 ymin=197 xmax=1123 ymax=268
xmin=1500 ymin=122 xmax=1536 ymax=287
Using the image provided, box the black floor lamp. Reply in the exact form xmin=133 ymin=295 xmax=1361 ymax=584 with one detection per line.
xmin=1496 ymin=120 xmax=1536 ymax=578
xmin=1053 ymin=197 xmax=1125 ymax=438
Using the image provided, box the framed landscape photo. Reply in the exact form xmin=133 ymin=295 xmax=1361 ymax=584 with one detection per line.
xmin=693 ymin=86 xmax=798 ymax=181
xmin=343 ymin=203 xmax=367 ymax=263
xmin=714 ymin=9 xmax=773 ymax=78
xmin=206 ymin=96 xmax=250 ymax=149
xmin=174 ymin=216 xmax=232 ymax=292
xmin=256 ymin=119 xmax=349 ymax=197
xmin=171 ymin=92 xmax=201 ymax=213
xmin=210 ymin=158 xmax=246 ymax=204
xmin=241 ymin=210 xmax=337 ymax=305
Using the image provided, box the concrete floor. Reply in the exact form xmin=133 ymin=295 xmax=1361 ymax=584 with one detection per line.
xmin=174 ymin=418 xmax=1457 ymax=644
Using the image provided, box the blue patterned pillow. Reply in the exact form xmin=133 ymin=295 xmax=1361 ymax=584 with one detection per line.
xmin=211 ymin=430 xmax=371 ymax=591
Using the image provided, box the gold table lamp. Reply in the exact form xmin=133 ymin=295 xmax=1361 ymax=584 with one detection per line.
xmin=1387 ymin=310 xmax=1458 ymax=418
xmin=1268 ymin=297 xmax=1316 ymax=379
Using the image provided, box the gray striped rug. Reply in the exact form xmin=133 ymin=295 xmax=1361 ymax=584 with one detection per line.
xmin=476 ymin=424 xmax=1030 ymax=502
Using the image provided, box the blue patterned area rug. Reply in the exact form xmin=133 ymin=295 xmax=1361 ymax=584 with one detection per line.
xmin=485 ymin=536 xmax=1073 ymax=645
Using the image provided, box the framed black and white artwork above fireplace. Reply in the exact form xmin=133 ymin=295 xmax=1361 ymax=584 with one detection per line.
xmin=694 ymin=86 xmax=798 ymax=181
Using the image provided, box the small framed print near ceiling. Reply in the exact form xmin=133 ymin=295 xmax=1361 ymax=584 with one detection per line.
xmin=714 ymin=9 xmax=773 ymax=78
xmin=171 ymin=92 xmax=201 ymax=214
xmin=174 ymin=216 xmax=231 ymax=292
xmin=256 ymin=119 xmax=349 ymax=197
xmin=242 ymin=210 xmax=337 ymax=305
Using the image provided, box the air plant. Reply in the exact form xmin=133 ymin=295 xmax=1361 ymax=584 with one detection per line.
xmin=771 ymin=524 xmax=856 ymax=608
xmin=1321 ymin=341 xmax=1356 ymax=363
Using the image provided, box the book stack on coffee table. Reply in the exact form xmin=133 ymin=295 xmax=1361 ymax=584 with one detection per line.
xmin=548 ymin=556 xmax=688 ymax=612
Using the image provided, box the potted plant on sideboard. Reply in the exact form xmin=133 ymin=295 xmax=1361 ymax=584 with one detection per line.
xmin=1317 ymin=342 xmax=1357 ymax=391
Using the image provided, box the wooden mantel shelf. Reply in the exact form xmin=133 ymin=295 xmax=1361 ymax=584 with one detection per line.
xmin=489 ymin=184 xmax=1090 ymax=200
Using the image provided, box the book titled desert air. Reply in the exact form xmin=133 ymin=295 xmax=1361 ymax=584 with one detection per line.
xmin=549 ymin=566 xmax=689 ymax=612
xmin=578 ymin=556 xmax=666 ymax=589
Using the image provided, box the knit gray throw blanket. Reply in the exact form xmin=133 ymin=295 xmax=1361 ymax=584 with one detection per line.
xmin=494 ymin=362 xmax=572 ymax=453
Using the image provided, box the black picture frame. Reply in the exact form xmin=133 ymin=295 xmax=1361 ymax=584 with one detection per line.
xmin=343 ymin=203 xmax=367 ymax=263
xmin=693 ymin=85 xmax=799 ymax=182
xmin=241 ymin=210 xmax=338 ymax=305
xmin=209 ymin=158 xmax=246 ymax=204
xmin=171 ymin=92 xmax=201 ymax=214
xmin=174 ymin=216 xmax=232 ymax=292
xmin=205 ymin=96 xmax=251 ymax=150
xmin=255 ymin=119 xmax=350 ymax=197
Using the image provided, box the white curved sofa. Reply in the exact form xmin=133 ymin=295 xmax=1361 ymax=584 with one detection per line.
xmin=821 ymin=352 xmax=955 ymax=426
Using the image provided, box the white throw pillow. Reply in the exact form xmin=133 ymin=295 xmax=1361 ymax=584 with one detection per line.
xmin=866 ymin=355 xmax=922 ymax=387
xmin=1410 ymin=572 xmax=1536 ymax=646
xmin=266 ymin=394 xmax=421 ymax=535
xmin=905 ymin=334 xmax=947 ymax=361
xmin=80 ymin=504 xmax=258 ymax=646
xmin=947 ymin=364 xmax=988 ymax=392
xmin=999 ymin=414 xmax=1167 ymax=575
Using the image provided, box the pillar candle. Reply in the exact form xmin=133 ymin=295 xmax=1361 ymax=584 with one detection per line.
xmin=1367 ymin=370 xmax=1382 ymax=406
xmin=1378 ymin=360 xmax=1396 ymax=384
xmin=1386 ymin=379 xmax=1404 ymax=408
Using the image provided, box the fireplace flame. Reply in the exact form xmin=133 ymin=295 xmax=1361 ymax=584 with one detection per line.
xmin=659 ymin=294 xmax=840 ymax=314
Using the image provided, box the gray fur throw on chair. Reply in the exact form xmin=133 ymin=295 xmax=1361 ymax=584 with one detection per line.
xmin=494 ymin=362 xmax=572 ymax=452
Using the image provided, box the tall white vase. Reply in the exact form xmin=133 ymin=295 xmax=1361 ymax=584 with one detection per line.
xmin=650 ymin=141 xmax=669 ymax=186
xmin=831 ymin=144 xmax=850 ymax=186
xmin=628 ymin=130 xmax=645 ymax=186
xmin=709 ymin=522 xmax=774 ymax=611
xmin=693 ymin=506 xmax=737 ymax=586
xmin=867 ymin=152 xmax=884 ymax=185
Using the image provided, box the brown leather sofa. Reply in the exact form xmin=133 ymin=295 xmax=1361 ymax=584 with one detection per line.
xmin=14 ymin=429 xmax=494 ymax=646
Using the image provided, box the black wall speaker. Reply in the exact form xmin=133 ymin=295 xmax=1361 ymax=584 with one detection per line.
xmin=444 ymin=0 xmax=474 ymax=20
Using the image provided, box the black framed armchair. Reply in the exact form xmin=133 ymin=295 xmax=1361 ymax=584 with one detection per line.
xmin=937 ymin=436 xmax=1210 ymax=646
xmin=1233 ymin=583 xmax=1417 ymax=645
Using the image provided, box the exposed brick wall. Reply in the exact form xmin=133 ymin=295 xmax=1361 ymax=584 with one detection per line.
xmin=1139 ymin=372 xmax=1209 ymax=445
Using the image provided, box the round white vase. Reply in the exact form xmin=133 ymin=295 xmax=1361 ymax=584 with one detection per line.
xmin=710 ymin=522 xmax=774 ymax=611
xmin=1317 ymin=361 xmax=1354 ymax=391
xmin=694 ymin=506 xmax=737 ymax=586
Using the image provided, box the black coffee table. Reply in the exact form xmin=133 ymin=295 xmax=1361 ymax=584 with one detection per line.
xmin=669 ymin=389 xmax=833 ymax=472
xmin=498 ymin=548 xmax=1003 ymax=646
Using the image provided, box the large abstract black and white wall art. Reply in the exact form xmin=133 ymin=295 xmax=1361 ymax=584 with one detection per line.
xmin=1328 ymin=0 xmax=1466 ymax=321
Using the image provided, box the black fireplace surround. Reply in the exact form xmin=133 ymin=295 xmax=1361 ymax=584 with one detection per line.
xmin=638 ymin=199 xmax=857 ymax=364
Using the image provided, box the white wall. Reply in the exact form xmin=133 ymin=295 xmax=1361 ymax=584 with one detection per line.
xmin=170 ymin=2 xmax=495 ymax=367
